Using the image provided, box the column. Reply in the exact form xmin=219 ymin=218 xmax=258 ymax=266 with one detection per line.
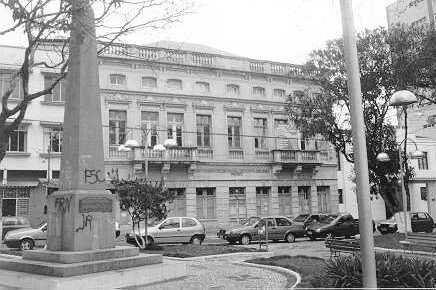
xmin=185 ymin=187 xmax=197 ymax=217
xmin=246 ymin=186 xmax=257 ymax=217
xmin=216 ymin=186 xmax=229 ymax=225
xmin=242 ymin=109 xmax=254 ymax=161
xmin=270 ymin=186 xmax=279 ymax=215
xmin=185 ymin=104 xmax=196 ymax=147
xmin=311 ymin=185 xmax=319 ymax=214
xmin=291 ymin=186 xmax=300 ymax=216
xmin=213 ymin=104 xmax=226 ymax=161
xmin=158 ymin=105 xmax=167 ymax=145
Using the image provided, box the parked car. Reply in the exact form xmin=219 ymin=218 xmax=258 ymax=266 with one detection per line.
xmin=1 ymin=216 xmax=30 ymax=240
xmin=3 ymin=222 xmax=47 ymax=250
xmin=125 ymin=217 xmax=205 ymax=246
xmin=377 ymin=212 xmax=434 ymax=234
xmin=224 ymin=216 xmax=306 ymax=245
xmin=306 ymin=213 xmax=374 ymax=240
xmin=217 ymin=216 xmax=260 ymax=239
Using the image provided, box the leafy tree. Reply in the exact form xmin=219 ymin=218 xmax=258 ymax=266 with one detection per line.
xmin=0 ymin=0 xmax=191 ymax=162
xmin=111 ymin=176 xmax=175 ymax=248
xmin=286 ymin=27 xmax=428 ymax=217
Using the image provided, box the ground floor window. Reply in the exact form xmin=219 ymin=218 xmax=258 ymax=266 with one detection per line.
xmin=278 ymin=186 xmax=292 ymax=216
xmin=317 ymin=186 xmax=330 ymax=213
xmin=168 ymin=188 xmax=186 ymax=216
xmin=298 ymin=186 xmax=311 ymax=214
xmin=229 ymin=187 xmax=247 ymax=220
xmin=256 ymin=187 xmax=270 ymax=216
xmin=196 ymin=187 xmax=216 ymax=219
xmin=0 ymin=187 xmax=30 ymax=217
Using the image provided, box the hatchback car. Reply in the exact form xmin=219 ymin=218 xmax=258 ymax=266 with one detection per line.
xmin=125 ymin=217 xmax=205 ymax=246
xmin=3 ymin=222 xmax=47 ymax=250
xmin=1 ymin=216 xmax=30 ymax=240
xmin=224 ymin=216 xmax=306 ymax=245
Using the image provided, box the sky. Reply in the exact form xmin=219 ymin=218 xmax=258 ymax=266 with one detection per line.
xmin=0 ymin=0 xmax=397 ymax=65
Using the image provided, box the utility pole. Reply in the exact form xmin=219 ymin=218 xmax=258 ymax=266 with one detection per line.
xmin=340 ymin=0 xmax=377 ymax=288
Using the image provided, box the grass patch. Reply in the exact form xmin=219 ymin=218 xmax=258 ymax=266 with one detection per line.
xmin=374 ymin=233 xmax=436 ymax=253
xmin=141 ymin=244 xmax=265 ymax=258
xmin=246 ymin=255 xmax=326 ymax=288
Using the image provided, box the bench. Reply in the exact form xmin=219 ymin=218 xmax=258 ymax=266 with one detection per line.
xmin=399 ymin=233 xmax=436 ymax=255
xmin=325 ymin=237 xmax=360 ymax=258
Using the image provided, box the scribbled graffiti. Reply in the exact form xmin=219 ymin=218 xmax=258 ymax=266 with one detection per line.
xmin=75 ymin=214 xmax=93 ymax=232
xmin=55 ymin=196 xmax=72 ymax=213
xmin=84 ymin=169 xmax=106 ymax=184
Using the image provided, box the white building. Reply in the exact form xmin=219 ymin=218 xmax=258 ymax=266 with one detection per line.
xmin=386 ymin=0 xmax=436 ymax=28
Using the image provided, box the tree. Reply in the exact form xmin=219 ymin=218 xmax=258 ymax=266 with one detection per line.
xmin=111 ymin=174 xmax=175 ymax=248
xmin=286 ymin=27 xmax=427 ymax=217
xmin=0 ymin=0 xmax=191 ymax=162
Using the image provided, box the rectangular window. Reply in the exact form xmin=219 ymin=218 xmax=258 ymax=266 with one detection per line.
xmin=8 ymin=126 xmax=27 ymax=152
xmin=196 ymin=115 xmax=211 ymax=147
xmin=195 ymin=81 xmax=210 ymax=93
xmin=278 ymin=186 xmax=292 ymax=216
xmin=420 ymin=187 xmax=427 ymax=201
xmin=338 ymin=189 xmax=344 ymax=204
xmin=168 ymin=188 xmax=186 ymax=216
xmin=298 ymin=186 xmax=311 ymax=214
xmin=418 ymin=152 xmax=428 ymax=170
xmin=167 ymin=79 xmax=182 ymax=90
xmin=227 ymin=116 xmax=241 ymax=148
xmin=273 ymin=89 xmax=286 ymax=98
xmin=256 ymin=187 xmax=270 ymax=216
xmin=226 ymin=84 xmax=240 ymax=95
xmin=109 ymin=74 xmax=126 ymax=86
xmin=252 ymin=86 xmax=265 ymax=96
xmin=167 ymin=113 xmax=183 ymax=146
xmin=43 ymin=127 xmax=63 ymax=153
xmin=0 ymin=73 xmax=23 ymax=100
xmin=141 ymin=111 xmax=159 ymax=147
xmin=229 ymin=187 xmax=247 ymax=219
xmin=109 ymin=110 xmax=127 ymax=145
xmin=44 ymin=75 xmax=66 ymax=102
xmin=196 ymin=188 xmax=216 ymax=219
xmin=254 ymin=118 xmax=267 ymax=149
xmin=141 ymin=77 xmax=157 ymax=88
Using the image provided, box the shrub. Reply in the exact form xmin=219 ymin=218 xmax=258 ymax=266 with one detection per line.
xmin=315 ymin=253 xmax=436 ymax=288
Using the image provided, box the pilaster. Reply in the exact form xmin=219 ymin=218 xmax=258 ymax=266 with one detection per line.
xmin=270 ymin=186 xmax=279 ymax=215
xmin=246 ymin=186 xmax=257 ymax=217
xmin=291 ymin=186 xmax=300 ymax=217
xmin=216 ymin=186 xmax=229 ymax=224
xmin=185 ymin=187 xmax=196 ymax=217
xmin=311 ymin=185 xmax=318 ymax=214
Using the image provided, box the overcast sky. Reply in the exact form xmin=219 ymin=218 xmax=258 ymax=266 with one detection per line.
xmin=0 ymin=0 xmax=397 ymax=64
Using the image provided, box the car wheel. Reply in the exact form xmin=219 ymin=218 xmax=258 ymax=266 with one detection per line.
xmin=191 ymin=236 xmax=202 ymax=245
xmin=309 ymin=236 xmax=316 ymax=241
xmin=285 ymin=233 xmax=295 ymax=243
xmin=240 ymin=234 xmax=251 ymax=245
xmin=146 ymin=236 xmax=154 ymax=246
xmin=20 ymin=238 xmax=34 ymax=250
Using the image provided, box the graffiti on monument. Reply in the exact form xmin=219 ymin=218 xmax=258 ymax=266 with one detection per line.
xmin=84 ymin=168 xmax=106 ymax=184
xmin=55 ymin=196 xmax=73 ymax=213
xmin=75 ymin=214 xmax=93 ymax=232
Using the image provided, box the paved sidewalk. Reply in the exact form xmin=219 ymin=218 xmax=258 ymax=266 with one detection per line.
xmin=126 ymin=252 xmax=293 ymax=290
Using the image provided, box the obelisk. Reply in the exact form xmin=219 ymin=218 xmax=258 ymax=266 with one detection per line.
xmin=46 ymin=0 xmax=115 ymax=251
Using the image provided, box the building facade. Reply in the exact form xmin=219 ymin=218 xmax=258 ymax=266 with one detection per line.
xmin=0 ymin=41 xmax=338 ymax=230
xmin=386 ymin=0 xmax=436 ymax=29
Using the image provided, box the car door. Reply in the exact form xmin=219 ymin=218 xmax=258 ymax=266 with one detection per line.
xmin=423 ymin=213 xmax=434 ymax=232
xmin=335 ymin=215 xmax=353 ymax=237
xmin=181 ymin=218 xmax=198 ymax=243
xmin=34 ymin=224 xmax=47 ymax=247
xmin=411 ymin=213 xmax=420 ymax=232
xmin=154 ymin=217 xmax=182 ymax=243
xmin=263 ymin=218 xmax=278 ymax=240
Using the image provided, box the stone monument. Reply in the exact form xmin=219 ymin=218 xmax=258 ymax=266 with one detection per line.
xmin=0 ymin=2 xmax=187 ymax=284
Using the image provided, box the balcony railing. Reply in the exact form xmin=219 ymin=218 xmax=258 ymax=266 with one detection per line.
xmin=144 ymin=147 xmax=197 ymax=162
xmin=229 ymin=149 xmax=244 ymax=160
xmin=108 ymin=145 xmax=128 ymax=159
xmin=198 ymin=148 xmax=214 ymax=160
xmin=255 ymin=150 xmax=270 ymax=160
xmin=272 ymin=150 xmax=320 ymax=164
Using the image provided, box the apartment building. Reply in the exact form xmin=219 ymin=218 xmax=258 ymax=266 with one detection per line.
xmin=386 ymin=0 xmax=436 ymax=28
xmin=0 ymin=41 xmax=338 ymax=229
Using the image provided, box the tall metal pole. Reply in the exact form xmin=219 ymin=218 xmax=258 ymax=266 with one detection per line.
xmin=339 ymin=1 xmax=377 ymax=288
xmin=398 ymin=145 xmax=409 ymax=237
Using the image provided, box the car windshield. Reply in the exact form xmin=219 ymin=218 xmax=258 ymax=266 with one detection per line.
xmin=245 ymin=217 xmax=260 ymax=226
xmin=293 ymin=214 xmax=309 ymax=222
xmin=319 ymin=215 xmax=338 ymax=224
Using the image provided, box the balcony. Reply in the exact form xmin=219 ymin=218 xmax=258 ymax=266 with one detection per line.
xmin=272 ymin=150 xmax=320 ymax=164
xmin=143 ymin=147 xmax=198 ymax=163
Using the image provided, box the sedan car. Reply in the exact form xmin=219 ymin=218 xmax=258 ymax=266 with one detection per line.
xmin=224 ymin=216 xmax=306 ymax=245
xmin=377 ymin=212 xmax=434 ymax=234
xmin=1 ymin=216 xmax=30 ymax=240
xmin=3 ymin=222 xmax=47 ymax=250
xmin=126 ymin=217 xmax=205 ymax=246
xmin=217 ymin=216 xmax=260 ymax=239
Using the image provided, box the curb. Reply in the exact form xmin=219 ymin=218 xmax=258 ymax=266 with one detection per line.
xmin=162 ymin=251 xmax=272 ymax=261
xmin=375 ymin=246 xmax=436 ymax=257
xmin=236 ymin=261 xmax=301 ymax=289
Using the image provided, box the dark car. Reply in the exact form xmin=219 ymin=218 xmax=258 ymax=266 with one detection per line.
xmin=1 ymin=216 xmax=30 ymax=240
xmin=377 ymin=212 xmax=434 ymax=234
xmin=224 ymin=216 xmax=306 ymax=245
xmin=306 ymin=213 xmax=360 ymax=240
xmin=217 ymin=216 xmax=260 ymax=239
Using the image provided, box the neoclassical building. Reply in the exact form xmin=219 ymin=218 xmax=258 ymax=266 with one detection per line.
xmin=0 ymin=41 xmax=338 ymax=229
